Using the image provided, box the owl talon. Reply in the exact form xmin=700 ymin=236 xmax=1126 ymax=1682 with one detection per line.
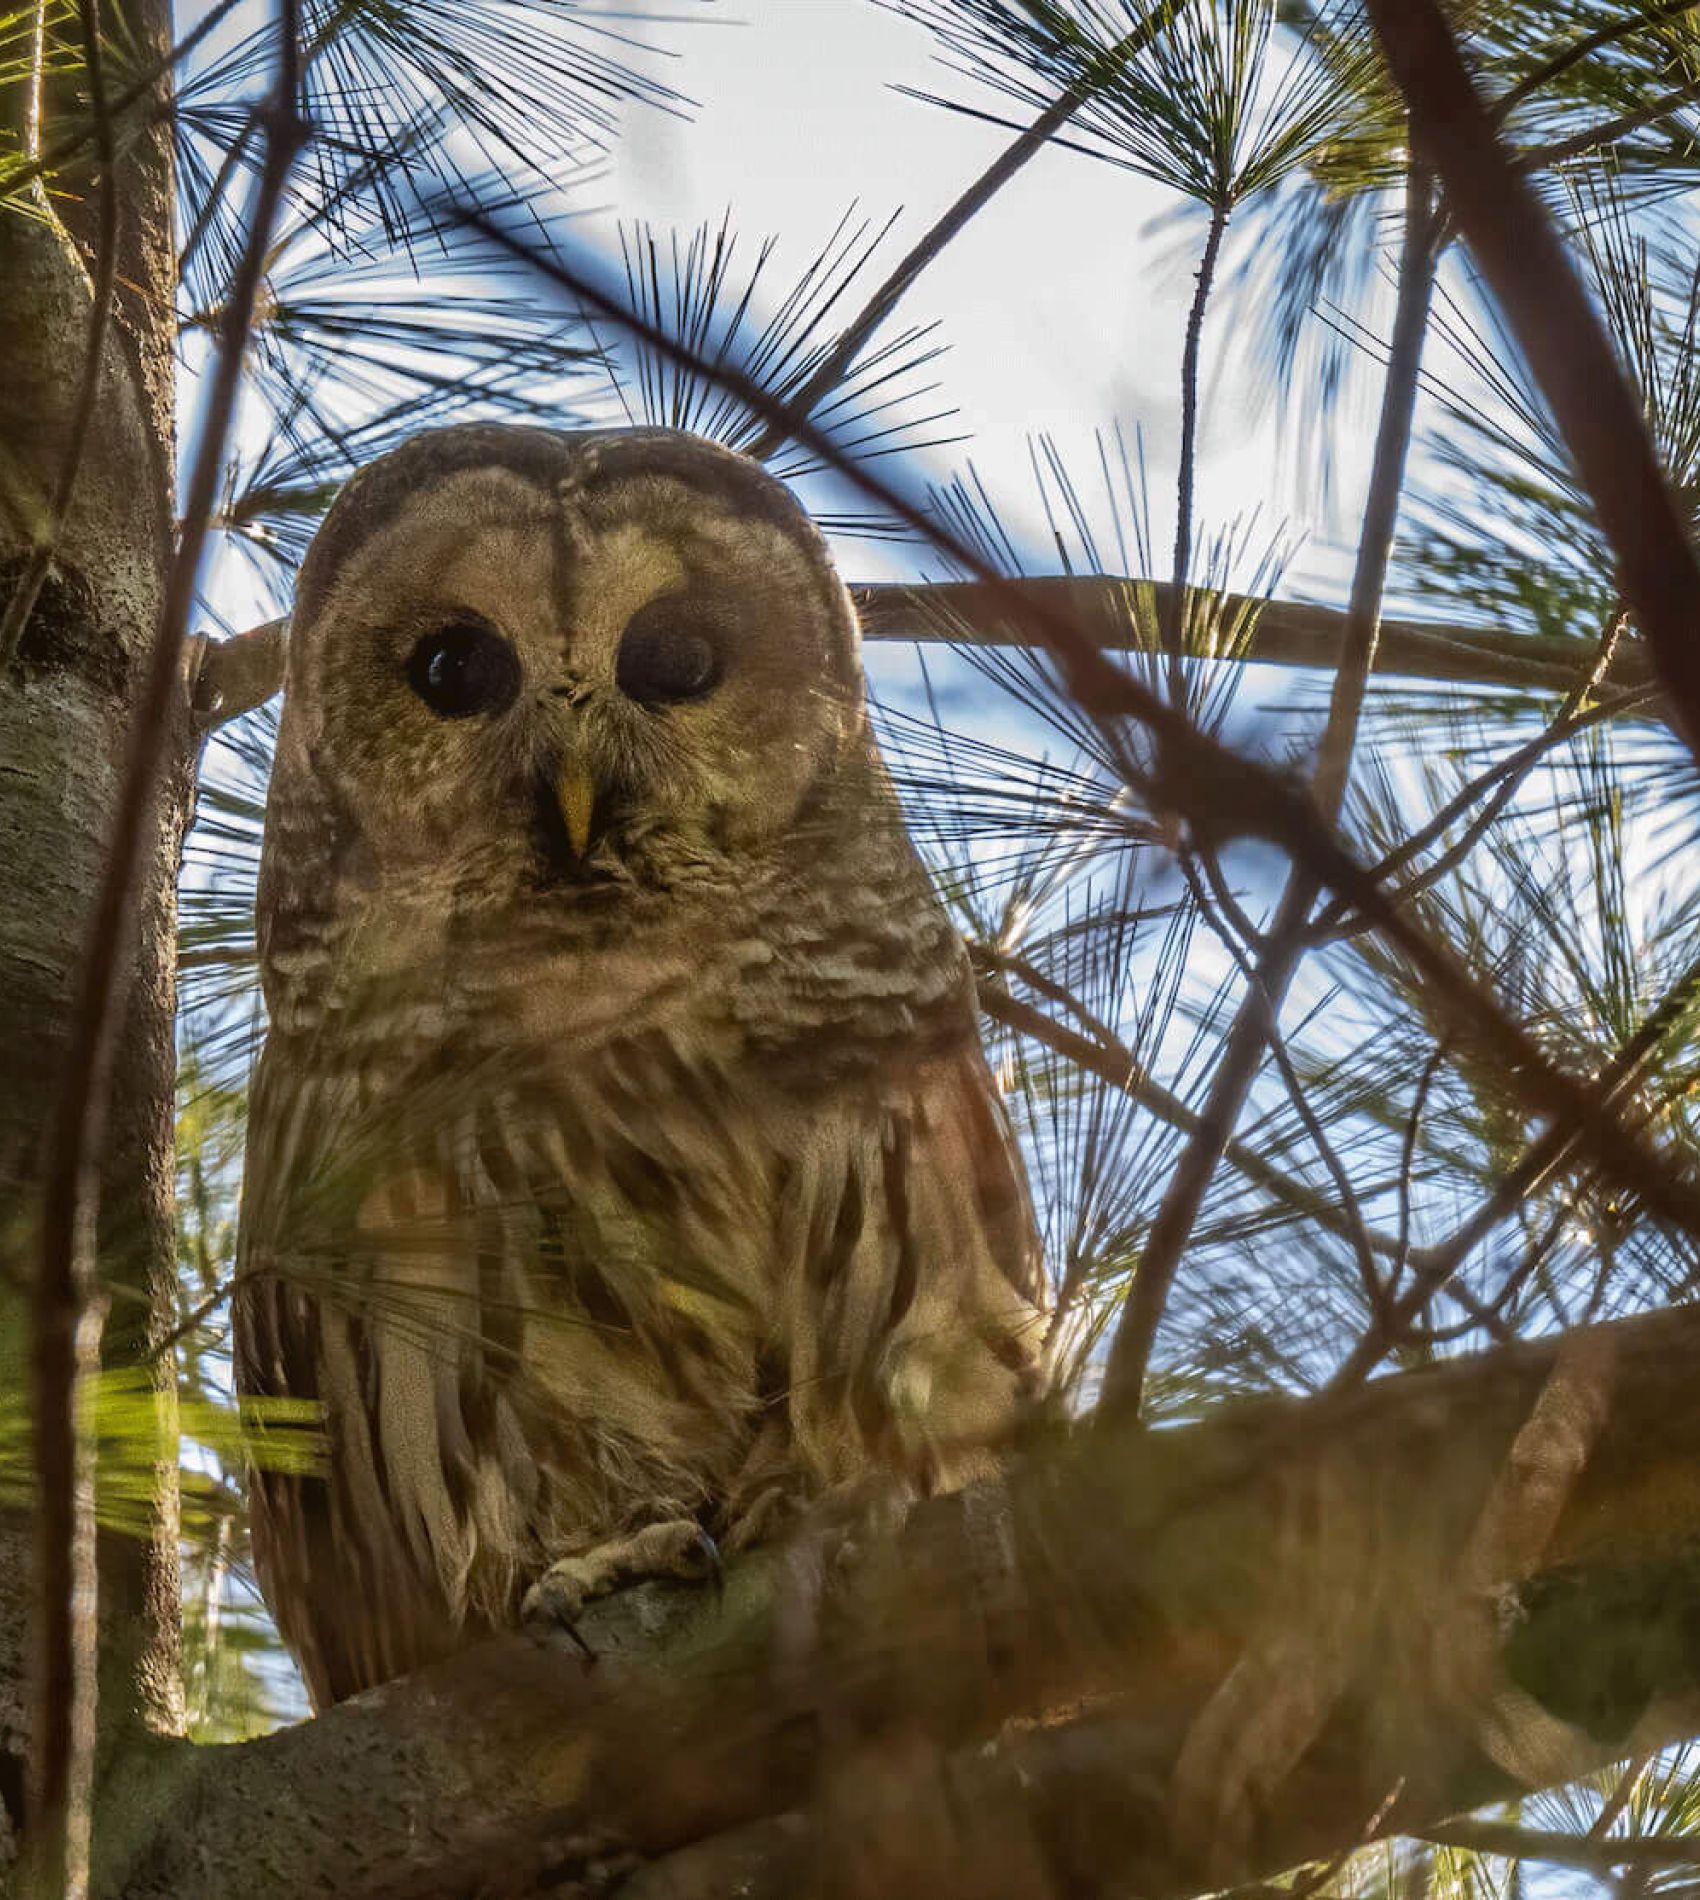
xmin=521 ymin=1518 xmax=722 ymax=1652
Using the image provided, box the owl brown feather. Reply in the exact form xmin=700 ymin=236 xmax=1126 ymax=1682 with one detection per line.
xmin=234 ymin=426 xmax=1047 ymax=1709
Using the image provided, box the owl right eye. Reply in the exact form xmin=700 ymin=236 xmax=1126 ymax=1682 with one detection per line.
xmin=405 ymin=620 xmax=523 ymax=719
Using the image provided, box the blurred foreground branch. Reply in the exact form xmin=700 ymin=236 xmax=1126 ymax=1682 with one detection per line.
xmin=192 ymin=581 xmax=1667 ymax=732
xmin=103 ymin=1301 xmax=1700 ymax=1900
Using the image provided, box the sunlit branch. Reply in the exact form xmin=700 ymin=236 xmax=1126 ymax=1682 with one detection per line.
xmin=191 ymin=588 xmax=1670 ymax=735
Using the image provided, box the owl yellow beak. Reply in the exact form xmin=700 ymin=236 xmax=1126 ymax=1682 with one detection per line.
xmin=556 ymin=764 xmax=596 ymax=856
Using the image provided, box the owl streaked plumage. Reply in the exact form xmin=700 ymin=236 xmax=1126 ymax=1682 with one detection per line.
xmin=233 ymin=424 xmax=1048 ymax=1709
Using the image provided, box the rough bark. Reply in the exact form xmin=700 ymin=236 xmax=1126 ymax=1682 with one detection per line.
xmin=89 ymin=1302 xmax=1700 ymax=1900
xmin=0 ymin=0 xmax=184 ymax=1868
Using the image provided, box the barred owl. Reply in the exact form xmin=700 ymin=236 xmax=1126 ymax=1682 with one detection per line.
xmin=234 ymin=425 xmax=1048 ymax=1709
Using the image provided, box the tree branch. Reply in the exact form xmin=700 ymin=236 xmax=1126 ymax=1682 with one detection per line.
xmin=191 ymin=585 xmax=1672 ymax=735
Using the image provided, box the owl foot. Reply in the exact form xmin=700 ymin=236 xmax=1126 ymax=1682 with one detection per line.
xmin=521 ymin=1518 xmax=722 ymax=1656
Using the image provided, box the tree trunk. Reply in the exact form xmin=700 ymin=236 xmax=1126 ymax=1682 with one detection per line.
xmin=0 ymin=0 xmax=184 ymax=1870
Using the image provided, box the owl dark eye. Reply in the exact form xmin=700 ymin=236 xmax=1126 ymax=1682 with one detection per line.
xmin=615 ymin=595 xmax=722 ymax=706
xmin=405 ymin=619 xmax=523 ymax=719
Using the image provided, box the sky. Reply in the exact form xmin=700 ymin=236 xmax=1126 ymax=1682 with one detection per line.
xmin=589 ymin=0 xmax=1378 ymax=593
xmin=193 ymin=0 xmax=1390 ymax=634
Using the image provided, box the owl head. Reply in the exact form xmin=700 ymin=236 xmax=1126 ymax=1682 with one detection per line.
xmin=274 ymin=425 xmax=870 ymax=887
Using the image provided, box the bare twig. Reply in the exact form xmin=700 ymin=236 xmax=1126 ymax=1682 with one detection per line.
xmin=860 ymin=577 xmax=1667 ymax=700
xmin=741 ymin=1 xmax=1188 ymax=464
xmin=1366 ymin=0 xmax=1700 ymax=762
xmin=1422 ymin=1819 xmax=1700 ymax=1870
xmin=26 ymin=7 xmax=306 ymax=1892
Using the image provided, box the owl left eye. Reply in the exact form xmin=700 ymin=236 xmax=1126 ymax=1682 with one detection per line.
xmin=406 ymin=620 xmax=523 ymax=719
xmin=615 ymin=595 xmax=722 ymax=706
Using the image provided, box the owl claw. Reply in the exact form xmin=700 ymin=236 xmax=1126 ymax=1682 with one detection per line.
xmin=520 ymin=1518 xmax=723 ymax=1659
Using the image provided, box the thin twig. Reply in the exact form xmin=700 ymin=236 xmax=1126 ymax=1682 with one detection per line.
xmin=1099 ymin=166 xmax=1440 ymax=1417
xmin=1366 ymin=0 xmax=1700 ymax=762
xmin=741 ymin=0 xmax=1188 ymax=464
xmin=464 ymin=209 xmax=1700 ymax=1256
xmin=0 ymin=0 xmax=122 ymax=676
xmin=980 ymin=982 xmax=1407 ymax=1261
xmin=1168 ymin=197 xmax=1230 ymax=696
xmin=1327 ymin=948 xmax=1700 ymax=1392
xmin=26 ymin=7 xmax=306 ymax=1893
xmin=1312 ymin=614 xmax=1643 ymax=943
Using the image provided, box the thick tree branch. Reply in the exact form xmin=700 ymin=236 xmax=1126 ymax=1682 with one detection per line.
xmin=99 ymin=1300 xmax=1700 ymax=1900
xmin=1366 ymin=0 xmax=1700 ymax=763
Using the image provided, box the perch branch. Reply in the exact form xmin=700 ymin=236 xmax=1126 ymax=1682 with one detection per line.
xmin=102 ymin=1301 xmax=1700 ymax=1900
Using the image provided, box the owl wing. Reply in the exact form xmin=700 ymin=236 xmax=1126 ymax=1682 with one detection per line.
xmin=771 ymin=1022 xmax=1049 ymax=1504
xmin=234 ymin=1046 xmax=482 ymax=1708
